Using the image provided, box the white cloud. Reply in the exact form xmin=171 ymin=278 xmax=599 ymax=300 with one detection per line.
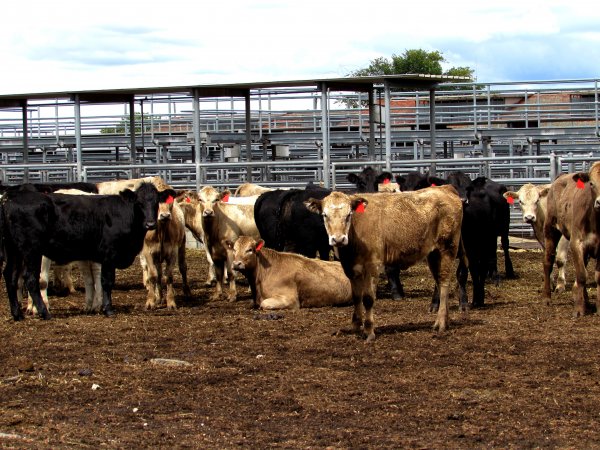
xmin=0 ymin=0 xmax=599 ymax=94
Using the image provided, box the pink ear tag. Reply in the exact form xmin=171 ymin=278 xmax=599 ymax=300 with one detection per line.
xmin=355 ymin=202 xmax=365 ymax=213
xmin=166 ymin=195 xmax=174 ymax=204
xmin=383 ymin=178 xmax=390 ymax=184
xmin=431 ymin=183 xmax=437 ymax=187
xmin=506 ymin=196 xmax=514 ymax=205
xmin=222 ymin=193 xmax=230 ymax=202
xmin=255 ymin=241 xmax=264 ymax=251
xmin=185 ymin=197 xmax=191 ymax=203
xmin=576 ymin=179 xmax=585 ymax=189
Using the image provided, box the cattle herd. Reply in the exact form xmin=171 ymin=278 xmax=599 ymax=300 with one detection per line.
xmin=1 ymin=163 xmax=600 ymax=341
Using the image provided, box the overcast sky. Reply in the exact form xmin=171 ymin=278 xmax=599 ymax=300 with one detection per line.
xmin=1 ymin=0 xmax=599 ymax=95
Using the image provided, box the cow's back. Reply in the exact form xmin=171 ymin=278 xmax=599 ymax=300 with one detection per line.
xmin=344 ymin=186 xmax=462 ymax=268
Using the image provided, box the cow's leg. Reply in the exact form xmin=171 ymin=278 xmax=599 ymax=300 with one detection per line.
xmin=178 ymin=242 xmax=192 ymax=298
xmin=543 ymin=227 xmax=562 ymax=304
xmin=260 ymin=291 xmax=298 ymax=310
xmin=23 ymin=258 xmax=50 ymax=320
xmin=570 ymin=240 xmax=588 ymax=317
xmin=91 ymin=263 xmax=103 ymax=312
xmin=594 ymin=258 xmax=600 ymax=316
xmin=501 ymin=231 xmax=516 ymax=279
xmin=361 ymin=274 xmax=377 ymax=342
xmin=100 ymin=266 xmax=116 ymax=317
xmin=384 ymin=264 xmax=404 ymax=300
xmin=225 ymin=252 xmax=237 ymax=302
xmin=155 ymin=255 xmax=164 ymax=307
xmin=210 ymin=260 xmax=226 ymax=302
xmin=78 ymin=261 xmax=95 ymax=312
xmin=350 ymin=282 xmax=365 ymax=336
xmin=165 ymin=253 xmax=178 ymax=310
xmin=554 ymin=236 xmax=569 ymax=293
xmin=456 ymin=245 xmax=469 ymax=311
xmin=28 ymin=256 xmax=52 ymax=315
xmin=433 ymin=252 xmax=454 ymax=332
xmin=3 ymin=258 xmax=25 ymax=321
xmin=203 ymin=245 xmax=217 ymax=286
xmin=141 ymin=253 xmax=158 ymax=310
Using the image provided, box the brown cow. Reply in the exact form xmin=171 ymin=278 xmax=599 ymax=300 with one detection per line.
xmin=97 ymin=176 xmax=170 ymax=195
xmin=184 ymin=186 xmax=260 ymax=302
xmin=228 ymin=236 xmax=352 ymax=309
xmin=305 ymin=186 xmax=463 ymax=341
xmin=543 ymin=164 xmax=600 ymax=316
xmin=140 ymin=195 xmax=191 ymax=310
xmin=234 ymin=182 xmax=273 ymax=197
xmin=504 ymin=183 xmax=569 ymax=292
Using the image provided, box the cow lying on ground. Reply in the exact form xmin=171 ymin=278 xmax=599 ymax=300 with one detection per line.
xmin=229 ymin=236 xmax=352 ymax=310
xmin=96 ymin=175 xmax=170 ymax=195
xmin=504 ymin=183 xmax=569 ymax=292
xmin=234 ymin=183 xmax=274 ymax=197
xmin=543 ymin=164 xmax=600 ymax=316
xmin=140 ymin=193 xmax=191 ymax=310
xmin=305 ymin=185 xmax=463 ymax=341
xmin=185 ymin=186 xmax=260 ymax=303
xmin=0 ymin=183 xmax=174 ymax=320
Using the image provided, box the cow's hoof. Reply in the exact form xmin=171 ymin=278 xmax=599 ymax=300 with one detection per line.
xmin=365 ymin=333 xmax=376 ymax=343
xmin=103 ymin=308 xmax=116 ymax=317
xmin=429 ymin=304 xmax=439 ymax=313
xmin=391 ymin=293 xmax=403 ymax=301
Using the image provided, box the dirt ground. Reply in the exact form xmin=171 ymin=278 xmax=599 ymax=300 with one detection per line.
xmin=2 ymin=246 xmax=600 ymax=448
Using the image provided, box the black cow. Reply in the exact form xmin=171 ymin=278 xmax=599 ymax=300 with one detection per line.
xmin=395 ymin=171 xmax=447 ymax=192
xmin=346 ymin=167 xmax=393 ymax=192
xmin=0 ymin=182 xmax=99 ymax=195
xmin=0 ymin=183 xmax=174 ymax=320
xmin=254 ymin=186 xmax=332 ymax=260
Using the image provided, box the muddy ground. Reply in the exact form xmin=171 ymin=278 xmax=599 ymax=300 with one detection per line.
xmin=1 ymin=246 xmax=600 ymax=448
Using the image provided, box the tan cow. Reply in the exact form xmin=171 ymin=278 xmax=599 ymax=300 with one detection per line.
xmin=185 ymin=186 xmax=260 ymax=302
xmin=229 ymin=236 xmax=352 ymax=309
xmin=234 ymin=183 xmax=273 ymax=197
xmin=140 ymin=195 xmax=191 ymax=310
xmin=305 ymin=186 xmax=463 ymax=341
xmin=543 ymin=164 xmax=600 ymax=316
xmin=504 ymin=183 xmax=569 ymax=292
xmin=97 ymin=176 xmax=170 ymax=195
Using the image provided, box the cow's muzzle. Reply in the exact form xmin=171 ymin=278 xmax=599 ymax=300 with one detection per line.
xmin=329 ymin=235 xmax=349 ymax=247
xmin=145 ymin=221 xmax=157 ymax=230
xmin=203 ymin=210 xmax=215 ymax=217
xmin=232 ymin=261 xmax=244 ymax=270
xmin=595 ymin=199 xmax=600 ymax=211
xmin=524 ymin=214 xmax=536 ymax=224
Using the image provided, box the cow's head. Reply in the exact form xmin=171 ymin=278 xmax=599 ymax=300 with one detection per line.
xmin=228 ymin=236 xmax=264 ymax=271
xmin=573 ymin=162 xmax=600 ymax=211
xmin=126 ymin=183 xmax=176 ymax=230
xmin=197 ymin=186 xmax=230 ymax=217
xmin=157 ymin=192 xmax=179 ymax=223
xmin=347 ymin=167 xmax=392 ymax=193
xmin=504 ymin=183 xmax=550 ymax=224
xmin=305 ymin=191 xmax=367 ymax=247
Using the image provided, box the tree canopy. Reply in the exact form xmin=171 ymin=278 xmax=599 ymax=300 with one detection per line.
xmin=348 ymin=49 xmax=474 ymax=81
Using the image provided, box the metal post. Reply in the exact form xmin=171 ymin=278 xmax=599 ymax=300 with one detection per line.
xmin=245 ymin=91 xmax=252 ymax=180
xmin=192 ymin=88 xmax=203 ymax=190
xmin=429 ymin=88 xmax=437 ymax=175
xmin=383 ymin=81 xmax=392 ymax=171
xmin=595 ymin=80 xmax=599 ymax=137
xmin=368 ymin=89 xmax=376 ymax=160
xmin=321 ymin=82 xmax=331 ymax=188
xmin=21 ymin=101 xmax=29 ymax=182
xmin=74 ymin=94 xmax=83 ymax=181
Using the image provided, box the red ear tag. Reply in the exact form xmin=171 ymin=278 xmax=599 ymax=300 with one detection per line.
xmin=383 ymin=178 xmax=390 ymax=184
xmin=255 ymin=241 xmax=264 ymax=251
xmin=431 ymin=183 xmax=437 ymax=187
xmin=166 ymin=195 xmax=174 ymax=204
xmin=222 ymin=193 xmax=230 ymax=202
xmin=576 ymin=179 xmax=585 ymax=189
xmin=506 ymin=196 xmax=515 ymax=205
xmin=355 ymin=202 xmax=365 ymax=213
xmin=185 ymin=197 xmax=191 ymax=203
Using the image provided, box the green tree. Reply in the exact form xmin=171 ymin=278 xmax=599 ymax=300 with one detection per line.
xmin=342 ymin=49 xmax=475 ymax=106
xmin=100 ymin=112 xmax=152 ymax=134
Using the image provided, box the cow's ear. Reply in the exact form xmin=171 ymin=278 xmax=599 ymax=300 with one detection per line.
xmin=503 ymin=191 xmax=519 ymax=201
xmin=220 ymin=190 xmax=231 ymax=202
xmin=304 ymin=198 xmax=322 ymax=214
xmin=158 ymin=189 xmax=177 ymax=203
xmin=120 ymin=189 xmax=136 ymax=201
xmin=428 ymin=176 xmax=446 ymax=187
xmin=254 ymin=239 xmax=265 ymax=252
xmin=351 ymin=197 xmax=368 ymax=212
xmin=347 ymin=173 xmax=359 ymax=184
xmin=395 ymin=175 xmax=406 ymax=185
xmin=538 ymin=186 xmax=550 ymax=197
xmin=376 ymin=172 xmax=393 ymax=184
xmin=573 ymin=173 xmax=590 ymax=183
